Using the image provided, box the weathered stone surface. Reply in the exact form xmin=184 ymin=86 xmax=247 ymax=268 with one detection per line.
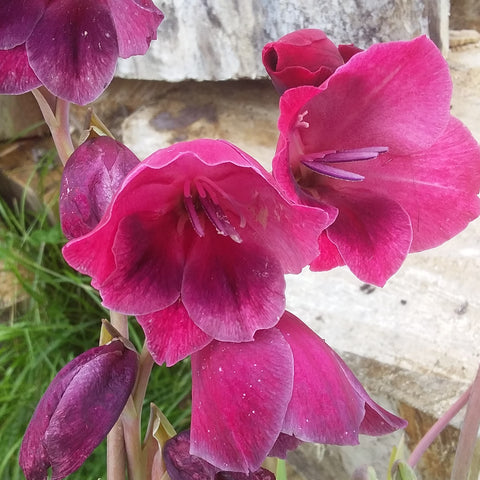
xmin=450 ymin=0 xmax=480 ymax=31
xmin=116 ymin=0 xmax=438 ymax=81
xmin=0 ymin=94 xmax=47 ymax=142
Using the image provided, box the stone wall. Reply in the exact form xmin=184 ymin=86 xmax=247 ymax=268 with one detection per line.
xmin=115 ymin=0 xmax=446 ymax=82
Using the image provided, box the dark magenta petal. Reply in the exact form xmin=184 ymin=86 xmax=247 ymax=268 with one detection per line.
xmin=268 ymin=433 xmax=302 ymax=459
xmin=311 ymin=193 xmax=413 ymax=286
xmin=0 ymin=0 xmax=45 ymax=49
xmin=105 ymin=0 xmax=163 ymax=58
xmin=100 ymin=212 xmax=184 ymax=314
xmin=276 ymin=312 xmax=406 ymax=444
xmin=19 ymin=340 xmax=137 ymax=480
xmin=26 ymin=0 xmax=119 ymax=104
xmin=338 ymin=43 xmax=363 ymax=62
xmin=137 ymin=301 xmax=212 ymax=367
xmin=183 ymin=236 xmax=286 ymax=342
xmin=332 ymin=352 xmax=408 ymax=436
xmin=216 ymin=468 xmax=276 ymax=480
xmin=163 ymin=431 xmax=276 ymax=480
xmin=0 ymin=45 xmax=41 ymax=94
xmin=164 ymin=430 xmax=220 ymax=480
xmin=190 ymin=329 xmax=294 ymax=472
xmin=262 ymin=29 xmax=344 ymax=93
xmin=60 ymin=137 xmax=140 ymax=240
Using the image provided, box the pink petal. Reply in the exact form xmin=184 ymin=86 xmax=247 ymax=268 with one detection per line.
xmin=105 ymin=0 xmax=163 ymax=58
xmin=190 ymin=328 xmax=294 ymax=472
xmin=137 ymin=301 xmax=212 ymax=367
xmin=26 ymin=0 xmax=119 ymax=104
xmin=0 ymin=0 xmax=45 ymax=49
xmin=312 ymin=193 xmax=413 ymax=286
xmin=0 ymin=45 xmax=41 ymax=94
xmin=358 ymin=117 xmax=480 ymax=252
xmin=276 ymin=312 xmax=406 ymax=444
xmin=100 ymin=211 xmax=184 ymax=314
xmin=60 ymin=137 xmax=140 ymax=240
xmin=333 ymin=352 xmax=408 ymax=436
xmin=297 ymin=36 xmax=452 ymax=157
xmin=182 ymin=235 xmax=286 ymax=342
xmin=310 ymin=231 xmax=345 ymax=272
xmin=19 ymin=340 xmax=137 ymax=480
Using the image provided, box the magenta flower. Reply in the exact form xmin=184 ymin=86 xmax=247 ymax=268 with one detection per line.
xmin=273 ymin=35 xmax=480 ymax=285
xmin=262 ymin=29 xmax=362 ymax=94
xmin=19 ymin=339 xmax=138 ymax=480
xmin=189 ymin=311 xmax=406 ymax=473
xmin=0 ymin=0 xmax=163 ymax=104
xmin=62 ymin=139 xmax=329 ymax=344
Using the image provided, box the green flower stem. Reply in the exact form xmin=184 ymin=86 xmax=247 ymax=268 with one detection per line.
xmin=134 ymin=343 xmax=155 ymax=418
xmin=107 ymin=311 xmax=129 ymax=479
xmin=31 ymin=89 xmax=74 ymax=165
xmin=450 ymin=364 xmax=480 ymax=480
xmin=407 ymin=385 xmax=472 ymax=469
xmin=123 ymin=397 xmax=147 ymax=480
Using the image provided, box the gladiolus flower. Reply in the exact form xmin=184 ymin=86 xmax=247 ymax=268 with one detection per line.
xmin=262 ymin=29 xmax=362 ymax=94
xmin=0 ymin=0 xmax=163 ymax=104
xmin=19 ymin=339 xmax=138 ymax=480
xmin=189 ymin=311 xmax=406 ymax=473
xmin=62 ymin=139 xmax=329 ymax=345
xmin=272 ymin=35 xmax=480 ymax=285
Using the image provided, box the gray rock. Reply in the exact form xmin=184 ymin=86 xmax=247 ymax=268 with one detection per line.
xmin=116 ymin=0 xmax=442 ymax=82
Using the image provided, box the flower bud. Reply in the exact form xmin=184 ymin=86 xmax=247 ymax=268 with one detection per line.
xmin=19 ymin=339 xmax=138 ymax=480
xmin=262 ymin=29 xmax=346 ymax=93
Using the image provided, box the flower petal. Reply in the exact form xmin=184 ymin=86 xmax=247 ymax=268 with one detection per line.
xmin=311 ymin=193 xmax=413 ymax=286
xmin=276 ymin=312 xmax=406 ymax=444
xmin=19 ymin=340 xmax=137 ymax=480
xmin=100 ymin=211 xmax=184 ymax=314
xmin=183 ymin=235 xmax=286 ymax=342
xmin=137 ymin=301 xmax=212 ymax=367
xmin=105 ymin=0 xmax=163 ymax=58
xmin=297 ymin=36 xmax=452 ymax=157
xmin=190 ymin=328 xmax=294 ymax=472
xmin=332 ymin=352 xmax=408 ymax=436
xmin=357 ymin=117 xmax=480 ymax=252
xmin=0 ymin=0 xmax=45 ymax=49
xmin=26 ymin=0 xmax=119 ymax=104
xmin=60 ymin=137 xmax=140 ymax=240
xmin=0 ymin=45 xmax=41 ymax=94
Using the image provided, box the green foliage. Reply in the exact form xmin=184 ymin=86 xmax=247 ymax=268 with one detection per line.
xmin=0 ymin=155 xmax=192 ymax=479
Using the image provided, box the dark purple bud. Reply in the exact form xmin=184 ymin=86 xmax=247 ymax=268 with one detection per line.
xmin=268 ymin=433 xmax=302 ymax=459
xmin=59 ymin=136 xmax=140 ymax=240
xmin=163 ymin=430 xmax=220 ymax=480
xmin=19 ymin=339 xmax=138 ymax=480
xmin=164 ymin=430 xmax=276 ymax=480
xmin=215 ymin=468 xmax=276 ymax=480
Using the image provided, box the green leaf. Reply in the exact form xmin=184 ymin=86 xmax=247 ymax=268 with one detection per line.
xmin=392 ymin=461 xmax=418 ymax=480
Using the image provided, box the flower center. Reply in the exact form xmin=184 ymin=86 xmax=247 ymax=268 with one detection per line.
xmin=183 ymin=177 xmax=243 ymax=243
xmin=301 ymin=146 xmax=388 ymax=181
